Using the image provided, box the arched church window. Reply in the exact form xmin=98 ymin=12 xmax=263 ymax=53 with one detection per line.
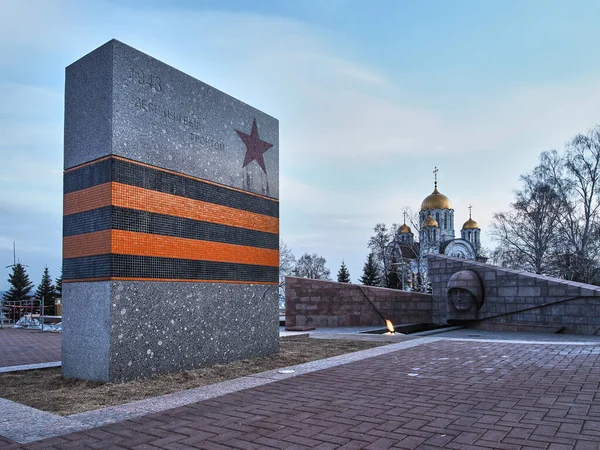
xmin=436 ymin=212 xmax=440 ymax=224
xmin=444 ymin=213 xmax=447 ymax=229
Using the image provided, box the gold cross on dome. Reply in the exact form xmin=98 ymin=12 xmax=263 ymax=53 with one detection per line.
xmin=403 ymin=210 xmax=407 ymax=224
xmin=468 ymin=204 xmax=473 ymax=218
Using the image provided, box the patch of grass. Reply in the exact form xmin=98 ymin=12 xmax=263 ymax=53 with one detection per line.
xmin=0 ymin=335 xmax=387 ymax=416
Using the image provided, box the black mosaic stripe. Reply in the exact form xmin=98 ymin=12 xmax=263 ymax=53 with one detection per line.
xmin=63 ymin=158 xmax=113 ymax=194
xmin=64 ymin=254 xmax=278 ymax=283
xmin=63 ymin=207 xmax=112 ymax=236
xmin=64 ymin=255 xmax=111 ymax=280
xmin=64 ymin=157 xmax=278 ymax=218
xmin=63 ymin=207 xmax=278 ymax=249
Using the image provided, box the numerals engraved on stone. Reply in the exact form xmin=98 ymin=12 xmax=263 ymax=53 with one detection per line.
xmin=128 ymin=67 xmax=162 ymax=92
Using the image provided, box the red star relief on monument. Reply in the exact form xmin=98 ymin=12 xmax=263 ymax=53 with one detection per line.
xmin=235 ymin=118 xmax=273 ymax=174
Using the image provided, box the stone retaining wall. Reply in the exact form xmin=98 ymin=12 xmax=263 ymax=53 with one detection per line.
xmin=428 ymin=255 xmax=600 ymax=335
xmin=284 ymin=277 xmax=432 ymax=328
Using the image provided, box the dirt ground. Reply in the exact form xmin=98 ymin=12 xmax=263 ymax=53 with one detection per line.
xmin=0 ymin=335 xmax=387 ymax=416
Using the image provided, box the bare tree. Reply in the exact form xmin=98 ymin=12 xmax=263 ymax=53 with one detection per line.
xmin=556 ymin=127 xmax=600 ymax=282
xmin=367 ymin=222 xmax=409 ymax=288
xmin=366 ymin=209 xmax=431 ymax=291
xmin=397 ymin=207 xmax=433 ymax=291
xmin=294 ymin=253 xmax=332 ymax=280
xmin=279 ymin=239 xmax=296 ymax=296
xmin=367 ymin=223 xmax=391 ymax=285
xmin=490 ymin=170 xmax=565 ymax=274
xmin=522 ymin=127 xmax=600 ymax=282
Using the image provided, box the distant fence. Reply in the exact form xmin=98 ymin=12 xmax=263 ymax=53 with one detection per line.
xmin=0 ymin=297 xmax=57 ymax=328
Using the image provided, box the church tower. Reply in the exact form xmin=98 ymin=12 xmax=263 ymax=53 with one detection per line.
xmin=420 ymin=167 xmax=455 ymax=244
xmin=461 ymin=205 xmax=481 ymax=254
xmin=420 ymin=214 xmax=440 ymax=255
xmin=398 ymin=211 xmax=414 ymax=244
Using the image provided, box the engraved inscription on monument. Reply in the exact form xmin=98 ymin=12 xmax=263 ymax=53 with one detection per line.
xmin=65 ymin=39 xmax=278 ymax=198
xmin=128 ymin=65 xmax=226 ymax=152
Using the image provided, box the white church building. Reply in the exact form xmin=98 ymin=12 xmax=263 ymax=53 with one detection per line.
xmin=396 ymin=168 xmax=482 ymax=263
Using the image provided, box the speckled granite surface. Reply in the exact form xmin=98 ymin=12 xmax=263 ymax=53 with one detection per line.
xmin=62 ymin=281 xmax=278 ymax=382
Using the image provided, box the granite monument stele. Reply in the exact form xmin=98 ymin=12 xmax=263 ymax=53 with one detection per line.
xmin=62 ymin=39 xmax=279 ymax=382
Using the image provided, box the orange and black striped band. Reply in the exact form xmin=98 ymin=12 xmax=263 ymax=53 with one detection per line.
xmin=63 ymin=156 xmax=279 ymax=284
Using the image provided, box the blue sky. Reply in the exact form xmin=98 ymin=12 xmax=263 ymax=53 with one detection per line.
xmin=2 ymin=0 xmax=600 ymax=288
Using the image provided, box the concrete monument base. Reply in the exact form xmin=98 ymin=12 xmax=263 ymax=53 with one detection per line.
xmin=62 ymin=281 xmax=278 ymax=382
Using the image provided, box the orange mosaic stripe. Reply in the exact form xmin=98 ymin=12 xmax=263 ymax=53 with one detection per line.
xmin=63 ymin=230 xmax=279 ymax=267
xmin=63 ymin=182 xmax=279 ymax=235
xmin=63 ymin=183 xmax=112 ymax=216
xmin=62 ymin=230 xmax=112 ymax=258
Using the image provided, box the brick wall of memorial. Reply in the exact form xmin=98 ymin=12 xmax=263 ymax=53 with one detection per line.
xmin=285 ymin=277 xmax=432 ymax=328
xmin=429 ymin=255 xmax=600 ymax=335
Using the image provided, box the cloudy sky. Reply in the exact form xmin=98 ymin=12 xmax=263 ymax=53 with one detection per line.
xmin=2 ymin=0 xmax=600 ymax=289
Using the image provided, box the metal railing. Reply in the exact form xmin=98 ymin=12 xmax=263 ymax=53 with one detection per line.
xmin=0 ymin=297 xmax=55 ymax=329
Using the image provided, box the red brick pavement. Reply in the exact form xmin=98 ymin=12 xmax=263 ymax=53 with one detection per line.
xmin=2 ymin=340 xmax=600 ymax=449
xmin=0 ymin=327 xmax=61 ymax=368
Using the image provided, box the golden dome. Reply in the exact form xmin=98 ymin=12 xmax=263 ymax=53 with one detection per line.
xmin=420 ymin=186 xmax=453 ymax=211
xmin=463 ymin=205 xmax=479 ymax=230
xmin=462 ymin=218 xmax=479 ymax=230
xmin=422 ymin=215 xmax=439 ymax=228
xmin=399 ymin=223 xmax=412 ymax=234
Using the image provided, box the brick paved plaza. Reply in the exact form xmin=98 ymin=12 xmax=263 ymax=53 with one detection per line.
xmin=1 ymin=332 xmax=600 ymax=449
xmin=0 ymin=328 xmax=61 ymax=369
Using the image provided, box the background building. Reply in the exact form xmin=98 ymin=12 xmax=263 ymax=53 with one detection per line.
xmin=392 ymin=169 xmax=483 ymax=290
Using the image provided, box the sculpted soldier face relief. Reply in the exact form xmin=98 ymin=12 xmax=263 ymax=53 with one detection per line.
xmin=449 ymin=288 xmax=475 ymax=311
xmin=446 ymin=270 xmax=484 ymax=315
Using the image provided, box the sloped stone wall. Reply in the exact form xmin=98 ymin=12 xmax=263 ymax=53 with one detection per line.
xmin=284 ymin=277 xmax=432 ymax=328
xmin=428 ymin=255 xmax=600 ymax=335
